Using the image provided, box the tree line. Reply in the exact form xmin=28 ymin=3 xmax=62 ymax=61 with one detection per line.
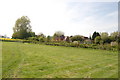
xmin=12 ymin=16 xmax=120 ymax=45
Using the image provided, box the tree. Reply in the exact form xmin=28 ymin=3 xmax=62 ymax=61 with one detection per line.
xmin=12 ymin=16 xmax=35 ymax=39
xmin=30 ymin=32 xmax=35 ymax=37
xmin=94 ymin=36 xmax=101 ymax=44
xmin=110 ymin=31 xmax=119 ymax=41
xmin=37 ymin=32 xmax=45 ymax=37
xmin=36 ymin=33 xmax=46 ymax=42
xmin=54 ymin=31 xmax=64 ymax=37
xmin=53 ymin=31 xmax=65 ymax=41
xmin=38 ymin=37 xmax=46 ymax=42
xmin=92 ymin=31 xmax=100 ymax=40
xmin=46 ymin=35 xmax=51 ymax=42
xmin=71 ymin=35 xmax=83 ymax=42
xmin=89 ymin=35 xmax=92 ymax=40
xmin=65 ymin=36 xmax=70 ymax=42
xmin=101 ymin=32 xmax=111 ymax=44
xmin=28 ymin=37 xmax=38 ymax=41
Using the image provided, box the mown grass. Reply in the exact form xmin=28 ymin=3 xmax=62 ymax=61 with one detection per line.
xmin=0 ymin=41 xmax=2 ymax=79
xmin=2 ymin=42 xmax=118 ymax=78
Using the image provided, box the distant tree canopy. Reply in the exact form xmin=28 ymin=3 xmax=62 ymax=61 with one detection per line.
xmin=12 ymin=16 xmax=35 ymax=39
xmin=110 ymin=31 xmax=119 ymax=41
xmin=71 ymin=35 xmax=83 ymax=42
xmin=46 ymin=35 xmax=51 ymax=42
xmin=92 ymin=31 xmax=100 ymax=40
xmin=94 ymin=36 xmax=101 ymax=44
xmin=11 ymin=16 xmax=119 ymax=45
xmin=37 ymin=32 xmax=45 ymax=37
xmin=100 ymin=32 xmax=112 ymax=44
xmin=53 ymin=31 xmax=64 ymax=37
xmin=53 ymin=31 xmax=65 ymax=41
xmin=93 ymin=31 xmax=120 ymax=44
xmin=37 ymin=33 xmax=46 ymax=42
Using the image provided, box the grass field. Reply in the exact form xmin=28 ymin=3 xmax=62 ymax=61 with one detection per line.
xmin=2 ymin=42 xmax=118 ymax=78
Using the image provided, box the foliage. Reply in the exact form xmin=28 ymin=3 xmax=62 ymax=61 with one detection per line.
xmin=12 ymin=16 xmax=35 ymax=39
xmin=84 ymin=39 xmax=92 ymax=44
xmin=94 ymin=36 xmax=101 ymax=44
xmin=53 ymin=31 xmax=65 ymax=41
xmin=53 ymin=31 xmax=64 ymax=37
xmin=65 ymin=36 xmax=70 ymax=42
xmin=28 ymin=37 xmax=38 ymax=41
xmin=38 ymin=37 xmax=46 ymax=42
xmin=101 ymin=32 xmax=111 ymax=44
xmin=92 ymin=31 xmax=100 ymax=40
xmin=37 ymin=32 xmax=45 ymax=37
xmin=29 ymin=32 xmax=35 ymax=37
xmin=45 ymin=41 xmax=118 ymax=51
xmin=71 ymin=35 xmax=83 ymax=42
xmin=46 ymin=35 xmax=52 ymax=42
xmin=110 ymin=31 xmax=119 ymax=41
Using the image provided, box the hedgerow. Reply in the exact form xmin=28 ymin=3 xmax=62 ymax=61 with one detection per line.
xmin=45 ymin=42 xmax=118 ymax=51
xmin=0 ymin=38 xmax=118 ymax=51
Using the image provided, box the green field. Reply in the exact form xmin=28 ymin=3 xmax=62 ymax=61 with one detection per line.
xmin=2 ymin=42 xmax=118 ymax=78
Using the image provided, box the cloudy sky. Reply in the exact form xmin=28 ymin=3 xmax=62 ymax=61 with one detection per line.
xmin=0 ymin=0 xmax=118 ymax=37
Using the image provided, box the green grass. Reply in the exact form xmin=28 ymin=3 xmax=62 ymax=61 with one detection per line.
xmin=0 ymin=41 xmax=2 ymax=79
xmin=2 ymin=42 xmax=118 ymax=78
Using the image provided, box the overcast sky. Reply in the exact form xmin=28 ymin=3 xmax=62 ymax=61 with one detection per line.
xmin=0 ymin=0 xmax=118 ymax=37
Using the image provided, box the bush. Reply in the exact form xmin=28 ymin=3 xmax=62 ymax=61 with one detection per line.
xmin=45 ymin=41 xmax=118 ymax=51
